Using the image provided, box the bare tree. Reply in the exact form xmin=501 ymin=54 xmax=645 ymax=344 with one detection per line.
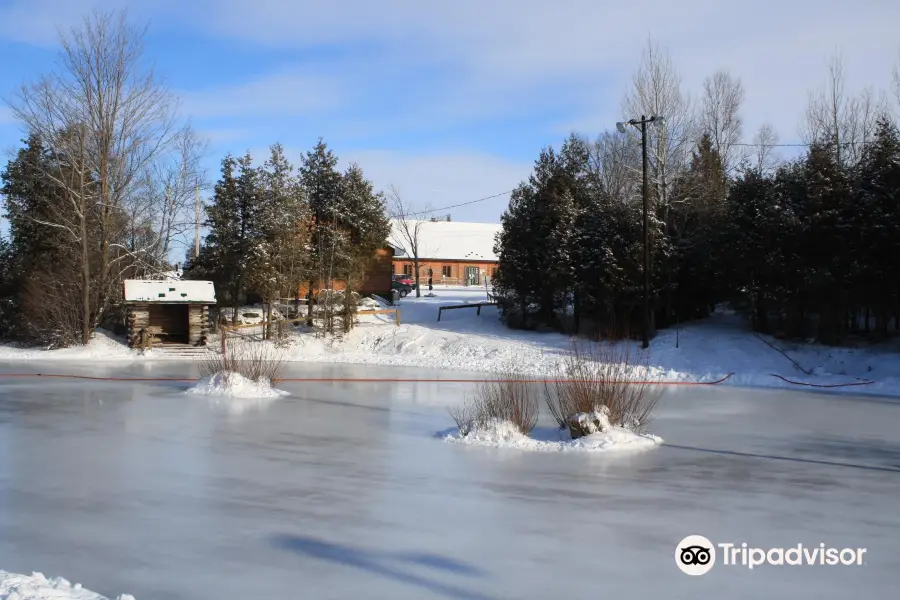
xmin=622 ymin=39 xmax=695 ymax=219
xmin=700 ymin=70 xmax=745 ymax=173
xmin=800 ymin=54 xmax=882 ymax=167
xmin=146 ymin=127 xmax=209 ymax=269
xmin=7 ymin=10 xmax=191 ymax=344
xmin=387 ymin=185 xmax=428 ymax=299
xmin=751 ymin=123 xmax=780 ymax=174
xmin=893 ymin=51 xmax=900 ymax=113
xmin=589 ymin=130 xmax=640 ymax=203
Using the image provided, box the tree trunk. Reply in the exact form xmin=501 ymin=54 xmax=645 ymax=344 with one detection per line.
xmin=265 ymin=300 xmax=273 ymax=340
xmin=80 ymin=206 xmax=91 ymax=346
xmin=414 ymin=259 xmax=421 ymax=298
xmin=306 ymin=281 xmax=314 ymax=326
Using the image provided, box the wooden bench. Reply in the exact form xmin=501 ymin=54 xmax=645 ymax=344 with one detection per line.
xmin=437 ymin=301 xmax=497 ymax=322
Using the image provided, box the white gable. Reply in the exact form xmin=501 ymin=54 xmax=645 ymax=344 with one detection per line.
xmin=389 ymin=220 xmax=501 ymax=262
xmin=123 ymin=280 xmax=216 ymax=303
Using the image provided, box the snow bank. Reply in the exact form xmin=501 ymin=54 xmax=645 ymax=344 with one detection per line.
xmin=0 ymin=330 xmax=137 ymax=361
xmin=1 ymin=289 xmax=899 ymax=398
xmin=442 ymin=419 xmax=663 ymax=453
xmin=187 ymin=371 xmax=288 ymax=399
xmin=0 ymin=571 xmax=134 ymax=600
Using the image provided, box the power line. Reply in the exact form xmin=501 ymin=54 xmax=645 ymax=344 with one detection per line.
xmin=390 ymin=136 xmax=882 ymax=218
xmin=399 ymin=189 xmax=516 ymax=218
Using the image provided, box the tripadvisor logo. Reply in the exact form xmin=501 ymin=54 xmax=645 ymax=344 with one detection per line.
xmin=675 ymin=535 xmax=867 ymax=575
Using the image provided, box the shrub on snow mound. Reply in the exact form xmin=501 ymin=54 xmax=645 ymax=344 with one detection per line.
xmin=443 ymin=417 xmax=662 ymax=452
xmin=448 ymin=369 xmax=540 ymax=436
xmin=545 ymin=340 xmax=662 ymax=437
xmin=187 ymin=371 xmax=288 ymax=399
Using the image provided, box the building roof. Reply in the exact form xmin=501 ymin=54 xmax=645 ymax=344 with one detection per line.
xmin=388 ymin=219 xmax=502 ymax=262
xmin=123 ymin=280 xmax=216 ymax=303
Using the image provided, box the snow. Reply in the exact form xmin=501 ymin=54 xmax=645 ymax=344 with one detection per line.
xmin=0 ymin=330 xmax=138 ymax=361
xmin=0 ymin=571 xmax=133 ymax=600
xmin=1 ymin=287 xmax=899 ymax=397
xmin=187 ymin=371 xmax=288 ymax=399
xmin=186 ymin=371 xmax=289 ymax=415
xmin=442 ymin=418 xmax=663 ymax=452
xmin=389 ymin=220 xmax=502 ymax=261
xmin=122 ymin=279 xmax=215 ymax=303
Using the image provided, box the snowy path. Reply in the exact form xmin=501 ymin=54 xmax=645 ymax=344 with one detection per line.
xmin=1 ymin=364 xmax=898 ymax=599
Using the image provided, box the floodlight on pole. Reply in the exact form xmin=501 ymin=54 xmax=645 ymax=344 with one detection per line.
xmin=616 ymin=121 xmax=628 ymax=134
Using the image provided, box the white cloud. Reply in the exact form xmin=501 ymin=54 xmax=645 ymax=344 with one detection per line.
xmin=185 ymin=0 xmax=900 ymax=141
xmin=179 ymin=69 xmax=345 ymax=120
xmin=339 ymin=150 xmax=532 ymax=223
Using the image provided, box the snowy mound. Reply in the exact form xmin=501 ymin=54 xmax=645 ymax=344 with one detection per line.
xmin=187 ymin=371 xmax=289 ymax=399
xmin=443 ymin=419 xmax=662 ymax=453
xmin=0 ymin=570 xmax=134 ymax=600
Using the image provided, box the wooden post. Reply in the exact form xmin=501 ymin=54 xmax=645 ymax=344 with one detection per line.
xmin=220 ymin=324 xmax=227 ymax=357
xmin=395 ymin=309 xmax=400 ymax=326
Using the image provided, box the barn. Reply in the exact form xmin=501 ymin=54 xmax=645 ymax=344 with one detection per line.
xmin=123 ymin=280 xmax=216 ymax=348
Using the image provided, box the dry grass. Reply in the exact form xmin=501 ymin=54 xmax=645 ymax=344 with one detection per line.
xmin=544 ymin=340 xmax=662 ymax=433
xmin=449 ymin=370 xmax=540 ymax=436
xmin=200 ymin=339 xmax=286 ymax=382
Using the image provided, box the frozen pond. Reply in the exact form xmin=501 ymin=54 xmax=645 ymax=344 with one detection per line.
xmin=1 ymin=361 xmax=899 ymax=599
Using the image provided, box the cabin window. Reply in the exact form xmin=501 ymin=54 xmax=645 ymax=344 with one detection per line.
xmin=403 ymin=264 xmax=413 ymax=276
xmin=442 ymin=265 xmax=451 ymax=277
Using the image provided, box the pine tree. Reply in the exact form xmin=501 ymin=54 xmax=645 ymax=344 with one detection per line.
xmin=247 ymin=144 xmax=309 ymax=336
xmin=1 ymin=134 xmax=86 ymax=344
xmin=201 ymin=154 xmax=257 ymax=321
xmin=299 ymin=138 xmax=344 ymax=324
xmin=854 ymin=116 xmax=900 ymax=338
xmin=340 ymin=162 xmax=390 ymax=331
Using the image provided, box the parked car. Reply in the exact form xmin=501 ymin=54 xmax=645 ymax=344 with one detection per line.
xmin=391 ymin=280 xmax=412 ymax=298
xmin=392 ymin=274 xmax=417 ymax=288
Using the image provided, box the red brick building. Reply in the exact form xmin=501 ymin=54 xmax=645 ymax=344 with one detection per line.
xmin=298 ymin=245 xmax=395 ymax=298
xmin=389 ymin=219 xmax=501 ymax=286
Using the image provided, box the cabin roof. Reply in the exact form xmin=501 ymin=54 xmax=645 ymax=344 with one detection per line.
xmin=123 ymin=280 xmax=216 ymax=303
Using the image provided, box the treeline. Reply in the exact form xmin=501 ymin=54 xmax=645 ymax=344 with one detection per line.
xmin=495 ymin=45 xmax=900 ymax=343
xmin=0 ymin=11 xmax=392 ymax=347
xmin=0 ymin=13 xmax=205 ymax=347
xmin=185 ymin=140 xmax=390 ymax=335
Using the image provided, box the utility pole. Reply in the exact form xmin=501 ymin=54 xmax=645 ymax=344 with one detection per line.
xmin=194 ymin=177 xmax=200 ymax=259
xmin=641 ymin=116 xmax=650 ymax=350
xmin=617 ymin=114 xmax=664 ymax=350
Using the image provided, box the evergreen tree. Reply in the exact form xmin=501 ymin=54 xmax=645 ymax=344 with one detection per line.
xmin=247 ymin=144 xmax=310 ymax=336
xmin=853 ymin=116 xmax=900 ymax=338
xmin=200 ymin=154 xmax=263 ymax=321
xmin=299 ymin=138 xmax=344 ymax=322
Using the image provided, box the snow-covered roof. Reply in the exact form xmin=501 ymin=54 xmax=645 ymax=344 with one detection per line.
xmin=388 ymin=219 xmax=502 ymax=262
xmin=123 ymin=280 xmax=216 ymax=303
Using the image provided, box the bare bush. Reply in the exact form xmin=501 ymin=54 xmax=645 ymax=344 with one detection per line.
xmin=449 ymin=370 xmax=540 ymax=435
xmin=545 ymin=340 xmax=662 ymax=435
xmin=201 ymin=339 xmax=285 ymax=383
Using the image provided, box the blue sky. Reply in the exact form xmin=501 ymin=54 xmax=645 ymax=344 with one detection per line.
xmin=1 ymin=0 xmax=899 ymax=240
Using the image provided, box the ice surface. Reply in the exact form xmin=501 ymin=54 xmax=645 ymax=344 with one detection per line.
xmin=0 ymin=571 xmax=134 ymax=600
xmin=441 ymin=418 xmax=663 ymax=452
xmin=1 ymin=361 xmax=898 ymax=599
